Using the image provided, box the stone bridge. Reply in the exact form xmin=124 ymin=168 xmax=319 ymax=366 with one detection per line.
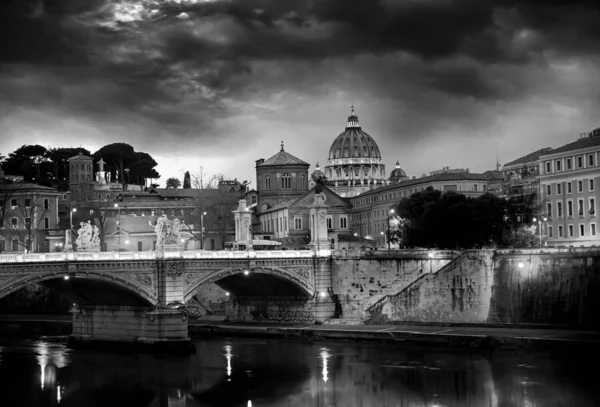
xmin=0 ymin=250 xmax=333 ymax=350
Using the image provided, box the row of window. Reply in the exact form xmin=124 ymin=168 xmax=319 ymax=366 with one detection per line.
xmin=547 ymin=198 xmax=596 ymax=219
xmin=546 ymin=179 xmax=595 ymax=196
xmin=71 ymin=174 xmax=92 ymax=181
xmin=549 ymin=223 xmax=597 ymax=238
xmin=0 ymin=198 xmax=51 ymax=210
xmin=262 ymin=215 xmax=348 ymax=233
xmin=263 ymin=174 xmax=305 ymax=191
xmin=3 ymin=217 xmax=51 ymax=229
xmin=352 ymin=184 xmax=488 ymax=207
xmin=71 ymin=164 xmax=92 ymax=172
xmin=545 ymin=153 xmax=597 ymax=174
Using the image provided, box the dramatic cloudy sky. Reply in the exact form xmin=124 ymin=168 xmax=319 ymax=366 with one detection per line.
xmin=1 ymin=0 xmax=599 ymax=187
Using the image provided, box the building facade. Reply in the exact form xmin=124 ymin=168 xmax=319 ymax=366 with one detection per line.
xmin=538 ymin=128 xmax=600 ymax=246
xmin=0 ymin=183 xmax=61 ymax=253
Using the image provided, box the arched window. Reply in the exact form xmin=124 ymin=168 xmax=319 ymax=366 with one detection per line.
xmin=80 ymin=164 xmax=84 ymax=170
xmin=265 ymin=176 xmax=271 ymax=190
xmin=354 ymin=146 xmax=359 ymax=157
xmin=300 ymin=175 xmax=305 ymax=189
xmin=281 ymin=173 xmax=291 ymax=189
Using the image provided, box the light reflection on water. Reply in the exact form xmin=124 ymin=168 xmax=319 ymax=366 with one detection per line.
xmin=0 ymin=337 xmax=597 ymax=407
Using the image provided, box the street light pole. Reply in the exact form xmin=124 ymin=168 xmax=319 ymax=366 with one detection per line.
xmin=114 ymin=203 xmax=120 ymax=248
xmin=200 ymin=211 xmax=207 ymax=250
xmin=533 ymin=216 xmax=548 ymax=246
xmin=387 ymin=209 xmax=395 ymax=250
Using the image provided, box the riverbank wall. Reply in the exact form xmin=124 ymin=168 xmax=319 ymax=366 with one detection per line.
xmin=332 ymin=248 xmax=600 ymax=328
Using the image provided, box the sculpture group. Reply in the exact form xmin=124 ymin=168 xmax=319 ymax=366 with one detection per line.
xmin=75 ymin=221 xmax=101 ymax=252
xmin=154 ymin=214 xmax=186 ymax=251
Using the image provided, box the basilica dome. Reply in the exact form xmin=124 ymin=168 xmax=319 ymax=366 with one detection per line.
xmin=324 ymin=106 xmax=387 ymax=197
xmin=327 ymin=111 xmax=382 ymax=160
xmin=389 ymin=161 xmax=408 ymax=183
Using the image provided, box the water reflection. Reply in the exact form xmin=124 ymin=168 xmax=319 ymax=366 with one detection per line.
xmin=0 ymin=337 xmax=597 ymax=407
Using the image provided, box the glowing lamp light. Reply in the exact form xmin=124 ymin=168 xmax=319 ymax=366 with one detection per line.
xmin=225 ymin=292 xmax=230 ymax=296
xmin=181 ymin=239 xmax=185 ymax=243
xmin=518 ymin=262 xmax=524 ymax=269
xmin=319 ymin=291 xmax=327 ymax=298
xmin=428 ymin=252 xmax=434 ymax=258
xmin=125 ymin=240 xmax=130 ymax=245
xmin=244 ymin=270 xmax=250 ymax=276
xmin=63 ymin=275 xmax=70 ymax=280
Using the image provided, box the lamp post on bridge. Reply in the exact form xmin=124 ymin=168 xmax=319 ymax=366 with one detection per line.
xmin=387 ymin=208 xmax=395 ymax=250
xmin=533 ymin=216 xmax=547 ymax=247
xmin=200 ymin=211 xmax=207 ymax=250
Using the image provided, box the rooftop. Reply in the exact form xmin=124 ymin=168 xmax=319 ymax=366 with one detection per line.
xmin=541 ymin=131 xmax=600 ymax=156
xmin=503 ymin=147 xmax=553 ymax=168
xmin=258 ymin=142 xmax=309 ymax=167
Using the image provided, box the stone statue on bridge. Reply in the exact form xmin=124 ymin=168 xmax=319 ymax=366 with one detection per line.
xmin=153 ymin=214 xmax=185 ymax=251
xmin=75 ymin=221 xmax=100 ymax=252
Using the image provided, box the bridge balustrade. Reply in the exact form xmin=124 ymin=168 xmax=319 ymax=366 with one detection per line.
xmin=0 ymin=249 xmax=331 ymax=263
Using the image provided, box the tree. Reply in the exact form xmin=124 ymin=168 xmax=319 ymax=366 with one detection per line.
xmin=191 ymin=166 xmax=223 ymax=189
xmin=45 ymin=147 xmax=91 ymax=190
xmin=93 ymin=143 xmax=136 ymax=191
xmin=166 ymin=177 xmax=181 ymax=189
xmin=2 ymin=145 xmax=49 ymax=181
xmin=127 ymin=152 xmax=160 ymax=187
xmin=183 ymin=171 xmax=191 ymax=189
xmin=0 ymin=186 xmax=51 ymax=252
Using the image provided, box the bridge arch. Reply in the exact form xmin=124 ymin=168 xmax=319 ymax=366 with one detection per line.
xmin=183 ymin=266 xmax=315 ymax=303
xmin=0 ymin=270 xmax=157 ymax=306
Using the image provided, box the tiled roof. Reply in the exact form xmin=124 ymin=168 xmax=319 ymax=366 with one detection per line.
xmin=258 ymin=149 xmax=309 ymax=167
xmin=541 ymin=134 xmax=600 ymax=156
xmin=503 ymin=147 xmax=553 ymax=167
xmin=0 ymin=183 xmax=60 ymax=194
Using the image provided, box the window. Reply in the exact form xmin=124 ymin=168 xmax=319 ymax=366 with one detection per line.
xmin=558 ymin=225 xmax=563 ymax=237
xmin=281 ymin=173 xmax=291 ymax=189
xmin=580 ymin=224 xmax=585 ymax=237
xmin=44 ymin=218 xmax=49 ymax=229
xmin=251 ymin=195 xmax=257 ymax=204
xmin=44 ymin=199 xmax=49 ymax=209
xmin=590 ymin=198 xmax=596 ymax=215
xmin=11 ymin=199 xmax=17 ymax=208
xmin=473 ymin=184 xmax=478 ymax=192
xmin=557 ymin=202 xmax=563 ymax=218
xmin=284 ymin=216 xmax=287 ymax=231
xmin=589 ymin=155 xmax=595 ymax=166
xmin=483 ymin=184 xmax=487 ymax=191
xmin=326 ymin=216 xmax=332 ymax=229
xmin=568 ymin=201 xmax=573 ymax=217
xmin=340 ymin=216 xmax=348 ymax=229
xmin=567 ymin=158 xmax=572 ymax=170
xmin=557 ymin=184 xmax=562 ymax=194
xmin=264 ymin=176 xmax=271 ymax=190
xmin=567 ymin=182 xmax=572 ymax=194
xmin=590 ymin=179 xmax=595 ymax=191
xmin=549 ymin=226 xmax=553 ymax=238
xmin=294 ymin=217 xmax=302 ymax=230
xmin=578 ymin=180 xmax=583 ymax=192
xmin=569 ymin=225 xmax=574 ymax=237
xmin=300 ymin=175 xmax=305 ymax=189
xmin=12 ymin=239 xmax=19 ymax=251
xmin=592 ymin=224 xmax=597 ymax=236
xmin=547 ymin=203 xmax=552 ymax=219
xmin=11 ymin=218 xmax=18 ymax=227
xmin=556 ymin=160 xmax=561 ymax=171
xmin=546 ymin=185 xmax=551 ymax=196
xmin=25 ymin=217 xmax=31 ymax=227
xmin=0 ymin=240 xmax=4 ymax=252
xmin=578 ymin=156 xmax=583 ymax=168
xmin=63 ymin=194 xmax=67 ymax=200
xmin=578 ymin=199 xmax=584 ymax=216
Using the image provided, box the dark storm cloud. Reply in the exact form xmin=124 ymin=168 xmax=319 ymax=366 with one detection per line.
xmin=1 ymin=0 xmax=599 ymax=137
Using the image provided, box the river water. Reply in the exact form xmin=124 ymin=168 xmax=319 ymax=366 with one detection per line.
xmin=0 ymin=337 xmax=597 ymax=407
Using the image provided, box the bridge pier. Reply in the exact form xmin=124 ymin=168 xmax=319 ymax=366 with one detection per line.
xmin=68 ymin=305 xmax=194 ymax=353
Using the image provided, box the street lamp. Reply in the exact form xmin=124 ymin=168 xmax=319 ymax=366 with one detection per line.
xmin=387 ymin=209 xmax=395 ymax=250
xmin=533 ymin=216 xmax=548 ymax=246
xmin=200 ymin=211 xmax=207 ymax=250
xmin=70 ymin=207 xmax=77 ymax=229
